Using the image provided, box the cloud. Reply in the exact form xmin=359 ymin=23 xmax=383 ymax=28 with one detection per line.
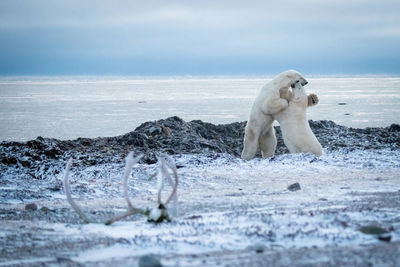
xmin=0 ymin=0 xmax=399 ymax=74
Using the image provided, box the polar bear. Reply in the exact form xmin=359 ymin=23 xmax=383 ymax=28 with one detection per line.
xmin=273 ymin=80 xmax=323 ymax=156
xmin=241 ymin=70 xmax=308 ymax=161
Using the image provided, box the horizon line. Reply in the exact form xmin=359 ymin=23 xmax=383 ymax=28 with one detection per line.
xmin=1 ymin=73 xmax=400 ymax=79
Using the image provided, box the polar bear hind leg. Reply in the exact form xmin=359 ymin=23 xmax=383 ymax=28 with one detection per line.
xmin=241 ymin=124 xmax=261 ymax=161
xmin=259 ymin=127 xmax=277 ymax=158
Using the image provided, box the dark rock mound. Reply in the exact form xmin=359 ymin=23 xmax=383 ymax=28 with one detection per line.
xmin=1 ymin=117 xmax=399 ymax=176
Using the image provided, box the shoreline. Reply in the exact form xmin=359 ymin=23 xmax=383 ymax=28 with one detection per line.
xmin=1 ymin=116 xmax=399 ymax=167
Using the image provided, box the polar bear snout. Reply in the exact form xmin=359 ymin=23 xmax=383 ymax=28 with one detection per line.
xmin=291 ymin=78 xmax=308 ymax=88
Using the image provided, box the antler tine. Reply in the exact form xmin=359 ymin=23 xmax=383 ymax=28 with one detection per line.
xmin=156 ymin=155 xmax=178 ymax=206
xmin=162 ymin=155 xmax=178 ymax=217
xmin=105 ymin=152 xmax=146 ymax=225
xmin=123 ymin=152 xmax=142 ymax=210
xmin=156 ymin=156 xmax=165 ymax=205
xmin=163 ymin=156 xmax=178 ymax=206
xmin=63 ymin=158 xmax=91 ymax=224
xmin=104 ymin=208 xmax=146 ymax=225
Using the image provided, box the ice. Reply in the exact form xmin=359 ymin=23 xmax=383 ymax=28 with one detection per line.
xmin=0 ymin=75 xmax=399 ymax=141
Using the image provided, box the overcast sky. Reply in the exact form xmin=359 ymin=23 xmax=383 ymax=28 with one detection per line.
xmin=0 ymin=0 xmax=399 ymax=75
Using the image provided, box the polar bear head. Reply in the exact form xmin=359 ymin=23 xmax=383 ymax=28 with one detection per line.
xmin=291 ymin=79 xmax=306 ymax=98
xmin=274 ymin=70 xmax=308 ymax=89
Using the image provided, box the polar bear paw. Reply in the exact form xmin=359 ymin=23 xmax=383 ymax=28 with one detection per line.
xmin=307 ymin=93 xmax=319 ymax=107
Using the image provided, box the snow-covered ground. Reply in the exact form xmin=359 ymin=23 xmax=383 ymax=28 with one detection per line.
xmin=1 ymin=149 xmax=399 ymax=266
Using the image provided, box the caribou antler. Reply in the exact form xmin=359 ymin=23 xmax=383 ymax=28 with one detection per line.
xmin=63 ymin=152 xmax=179 ymax=225
xmin=63 ymin=158 xmax=91 ymax=224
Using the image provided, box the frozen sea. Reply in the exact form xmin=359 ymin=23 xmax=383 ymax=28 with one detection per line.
xmin=0 ymin=75 xmax=399 ymax=141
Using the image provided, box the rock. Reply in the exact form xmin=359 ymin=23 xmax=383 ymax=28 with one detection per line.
xmin=247 ymin=243 xmax=267 ymax=253
xmin=148 ymin=126 xmax=162 ymax=136
xmin=389 ymin=124 xmax=400 ymax=132
xmin=186 ymin=215 xmax=202 ymax=220
xmin=56 ymin=257 xmax=75 ymax=263
xmin=1 ymin=156 xmax=18 ymax=165
xmin=378 ymin=235 xmax=392 ymax=242
xmin=288 ymin=183 xmax=301 ymax=191
xmin=359 ymin=225 xmax=389 ymax=235
xmin=138 ymin=254 xmax=162 ymax=267
xmin=25 ymin=203 xmax=38 ymax=211
xmin=161 ymin=125 xmax=171 ymax=136
xmin=40 ymin=206 xmax=51 ymax=212
xmin=44 ymin=147 xmax=61 ymax=159
xmin=26 ymin=139 xmax=46 ymax=150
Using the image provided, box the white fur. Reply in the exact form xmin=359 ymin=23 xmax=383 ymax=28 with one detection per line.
xmin=241 ymin=70 xmax=308 ymax=160
xmin=274 ymin=82 xmax=323 ymax=156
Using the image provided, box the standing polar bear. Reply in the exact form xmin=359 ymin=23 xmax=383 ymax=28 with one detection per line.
xmin=242 ymin=70 xmax=308 ymax=160
xmin=241 ymin=70 xmax=309 ymax=160
xmin=274 ymin=81 xmax=323 ymax=156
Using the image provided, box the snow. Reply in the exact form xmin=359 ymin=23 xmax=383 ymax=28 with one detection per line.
xmin=0 ymin=139 xmax=399 ymax=266
xmin=2 ymin=148 xmax=392 ymax=264
xmin=72 ymin=244 xmax=138 ymax=263
xmin=0 ymin=257 xmax=55 ymax=267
